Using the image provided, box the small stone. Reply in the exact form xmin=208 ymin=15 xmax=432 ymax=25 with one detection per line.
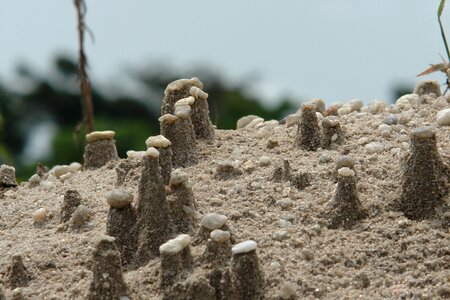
xmin=384 ymin=114 xmax=398 ymax=125
xmin=145 ymin=147 xmax=159 ymax=158
xmin=279 ymin=219 xmax=292 ymax=228
xmin=338 ymin=105 xmax=352 ymax=116
xmin=237 ymin=115 xmax=259 ymax=129
xmin=436 ymin=108 xmax=450 ymax=126
xmin=301 ymin=249 xmax=314 ymax=261
xmin=201 ymin=213 xmax=228 ymax=230
xmin=232 ymin=240 xmax=257 ymax=254
xmin=270 ymin=261 xmax=281 ymax=270
xmin=279 ymin=198 xmax=293 ymax=209
xmin=85 ymin=130 xmax=115 ymax=142
xmin=126 ymin=150 xmax=146 ymax=159
xmin=145 ymin=135 xmax=171 ymax=148
xmin=28 ymin=174 xmax=41 ymax=184
xmin=106 ymin=190 xmax=133 ymax=208
xmin=367 ymin=100 xmax=386 ymax=114
xmin=259 ymin=156 xmax=271 ymax=166
xmin=378 ymin=124 xmax=392 ymax=137
xmin=335 ymin=156 xmax=355 ymax=170
xmin=41 ymin=181 xmax=53 ymax=191
xmin=348 ymin=99 xmax=364 ymax=111
xmin=32 ymin=208 xmax=47 ymax=223
xmin=285 ymin=113 xmax=300 ymax=127
xmin=246 ymin=118 xmax=264 ymax=129
xmin=210 ymin=229 xmax=231 ymax=243
xmin=319 ymin=153 xmax=332 ymax=163
xmin=278 ymin=281 xmax=297 ymax=299
xmin=272 ymin=231 xmax=288 ymax=241
xmin=338 ymin=167 xmax=355 ymax=177
xmin=365 ymin=142 xmax=384 ymax=154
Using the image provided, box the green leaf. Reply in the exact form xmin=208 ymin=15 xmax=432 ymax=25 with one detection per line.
xmin=438 ymin=0 xmax=445 ymax=17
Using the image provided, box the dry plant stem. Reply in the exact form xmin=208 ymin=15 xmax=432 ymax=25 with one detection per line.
xmin=75 ymin=0 xmax=94 ymax=132
xmin=86 ymin=236 xmax=130 ymax=299
xmin=135 ymin=153 xmax=174 ymax=265
xmin=399 ymin=127 xmax=448 ymax=219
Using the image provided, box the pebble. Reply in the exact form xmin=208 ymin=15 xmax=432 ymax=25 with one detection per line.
xmin=246 ymin=117 xmax=264 ymax=129
xmin=201 ymin=213 xmax=228 ymax=230
xmin=232 ymin=240 xmax=257 ymax=254
xmin=210 ymin=229 xmax=231 ymax=243
xmin=384 ymin=114 xmax=398 ymax=125
xmin=367 ymin=100 xmax=386 ymax=114
xmin=279 ymin=219 xmax=292 ymax=228
xmin=259 ymin=156 xmax=271 ymax=166
xmin=319 ymin=153 xmax=332 ymax=163
xmin=41 ymin=181 xmax=53 ymax=191
xmin=436 ymin=108 xmax=450 ymax=126
xmin=28 ymin=174 xmax=41 ymax=184
xmin=335 ymin=156 xmax=355 ymax=170
xmin=160 ymin=239 xmax=184 ymax=255
xmin=86 ymin=130 xmax=115 ymax=142
xmin=285 ymin=113 xmax=301 ymax=127
xmin=338 ymin=105 xmax=352 ymax=116
xmin=348 ymin=99 xmax=364 ymax=111
xmin=278 ymin=282 xmax=297 ymax=299
xmin=272 ymin=230 xmax=289 ymax=241
xmin=270 ymin=261 xmax=281 ymax=270
xmin=338 ymin=167 xmax=355 ymax=177
xmin=279 ymin=198 xmax=293 ymax=209
xmin=107 ymin=190 xmax=133 ymax=208
xmin=365 ymin=142 xmax=384 ymax=154
xmin=33 ymin=208 xmax=47 ymax=223
xmin=378 ymin=124 xmax=392 ymax=137
xmin=236 ymin=115 xmax=259 ymax=129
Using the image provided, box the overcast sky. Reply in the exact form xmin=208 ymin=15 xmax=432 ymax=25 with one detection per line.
xmin=1 ymin=1 xmax=449 ymax=106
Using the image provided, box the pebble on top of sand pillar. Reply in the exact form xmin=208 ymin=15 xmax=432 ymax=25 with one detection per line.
xmin=294 ymin=103 xmax=321 ymax=151
xmin=106 ymin=189 xmax=137 ymax=266
xmin=83 ymin=130 xmax=119 ymax=169
xmin=161 ymin=77 xmax=203 ymax=116
xmin=321 ymin=116 xmax=344 ymax=149
xmin=189 ymin=86 xmax=215 ymax=141
xmin=195 ymin=213 xmax=232 ymax=245
xmin=160 ymin=102 xmax=198 ymax=168
xmin=146 ymin=135 xmax=172 ymax=185
xmin=202 ymin=229 xmax=232 ymax=266
xmin=159 ymin=234 xmax=193 ymax=291
xmin=135 ymin=147 xmax=174 ymax=265
xmin=399 ymin=126 xmax=448 ymax=220
xmin=4 ymin=255 xmax=31 ymax=289
xmin=414 ymin=80 xmax=441 ymax=97
xmin=168 ymin=169 xmax=197 ymax=234
xmin=324 ymin=167 xmax=367 ymax=229
xmin=85 ymin=235 xmax=130 ymax=300
xmin=60 ymin=190 xmax=82 ymax=223
xmin=231 ymin=240 xmax=265 ymax=300
xmin=0 ymin=164 xmax=17 ymax=187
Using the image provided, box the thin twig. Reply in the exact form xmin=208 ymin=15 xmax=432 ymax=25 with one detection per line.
xmin=74 ymin=0 xmax=95 ymax=132
xmin=438 ymin=0 xmax=450 ymax=61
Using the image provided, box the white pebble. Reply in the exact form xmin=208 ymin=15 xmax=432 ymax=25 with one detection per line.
xmin=278 ymin=282 xmax=297 ymax=299
xmin=246 ymin=117 xmax=264 ymax=129
xmin=259 ymin=156 xmax=271 ymax=166
xmin=126 ymin=150 xmax=146 ymax=159
xmin=210 ymin=229 xmax=231 ymax=243
xmin=279 ymin=198 xmax=293 ymax=209
xmin=159 ymin=239 xmax=184 ymax=255
xmin=41 ymin=181 xmax=53 ymax=191
xmin=348 ymin=99 xmax=364 ymax=111
xmin=270 ymin=261 xmax=281 ymax=270
xmin=279 ymin=219 xmax=292 ymax=228
xmin=86 ymin=130 xmax=115 ymax=142
xmin=338 ymin=105 xmax=352 ymax=116
xmin=232 ymin=240 xmax=257 ymax=254
xmin=436 ymin=108 xmax=450 ymax=126
xmin=201 ymin=213 xmax=228 ymax=230
xmin=32 ymin=208 xmax=47 ymax=223
xmin=237 ymin=115 xmax=259 ymax=129
xmin=145 ymin=147 xmax=160 ymax=158
xmin=365 ymin=142 xmax=384 ymax=154
xmin=107 ymin=190 xmax=133 ymax=208
xmin=378 ymin=124 xmax=392 ymax=137
xmin=338 ymin=167 xmax=355 ymax=177
xmin=28 ymin=174 xmax=41 ymax=184
xmin=285 ymin=113 xmax=300 ymax=127
xmin=319 ymin=153 xmax=332 ymax=163
xmin=145 ymin=135 xmax=171 ymax=148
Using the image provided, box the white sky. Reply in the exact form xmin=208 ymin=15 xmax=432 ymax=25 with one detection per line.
xmin=0 ymin=1 xmax=449 ymax=105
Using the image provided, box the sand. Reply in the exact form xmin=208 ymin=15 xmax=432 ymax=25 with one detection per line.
xmin=0 ymin=92 xmax=449 ymax=299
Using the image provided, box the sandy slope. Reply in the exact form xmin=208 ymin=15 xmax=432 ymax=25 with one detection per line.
xmin=0 ymin=93 xmax=449 ymax=299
